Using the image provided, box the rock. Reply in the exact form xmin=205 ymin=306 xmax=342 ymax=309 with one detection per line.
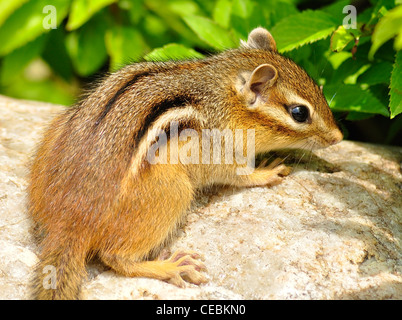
xmin=0 ymin=94 xmax=401 ymax=300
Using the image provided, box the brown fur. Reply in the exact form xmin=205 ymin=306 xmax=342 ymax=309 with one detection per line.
xmin=28 ymin=28 xmax=342 ymax=299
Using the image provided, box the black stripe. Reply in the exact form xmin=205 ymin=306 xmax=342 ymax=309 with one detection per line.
xmin=138 ymin=118 xmax=198 ymax=172
xmin=67 ymin=106 xmax=80 ymax=123
xmin=133 ymin=96 xmax=196 ymax=148
xmin=163 ymin=119 xmax=198 ymax=140
xmin=95 ymin=71 xmax=150 ymax=125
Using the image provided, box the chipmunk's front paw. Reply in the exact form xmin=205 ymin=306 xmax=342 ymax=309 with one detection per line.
xmin=264 ymin=158 xmax=292 ymax=176
xmin=271 ymin=163 xmax=292 ymax=178
xmin=164 ymin=250 xmax=208 ymax=288
xmin=243 ymin=158 xmax=292 ymax=187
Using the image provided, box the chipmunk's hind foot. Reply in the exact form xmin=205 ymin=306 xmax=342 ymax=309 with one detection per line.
xmin=163 ymin=250 xmax=207 ymax=287
xmin=100 ymin=250 xmax=207 ymax=288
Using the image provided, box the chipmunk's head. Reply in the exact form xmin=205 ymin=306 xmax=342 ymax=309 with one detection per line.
xmin=238 ymin=27 xmax=343 ymax=152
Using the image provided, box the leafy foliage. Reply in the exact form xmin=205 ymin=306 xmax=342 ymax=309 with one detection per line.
xmin=0 ymin=0 xmax=401 ymax=144
xmin=271 ymin=10 xmax=338 ymax=52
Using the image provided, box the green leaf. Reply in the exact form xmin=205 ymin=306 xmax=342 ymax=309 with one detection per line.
xmin=271 ymin=10 xmax=338 ymax=52
xmin=369 ymin=84 xmax=391 ymax=109
xmin=67 ymin=0 xmax=117 ymax=30
xmin=321 ymin=0 xmax=350 ymax=21
xmin=183 ymin=15 xmax=237 ymax=50
xmin=369 ymin=5 xmax=402 ymax=59
xmin=0 ymin=34 xmax=48 ymax=85
xmin=230 ymin=0 xmax=266 ymax=38
xmin=329 ymin=57 xmax=368 ymax=84
xmin=0 ymin=0 xmax=28 ymax=27
xmin=213 ymin=0 xmax=232 ymax=28
xmin=0 ymin=0 xmax=70 ymax=56
xmin=144 ymin=43 xmax=204 ymax=62
xmin=105 ymin=26 xmax=148 ymax=71
xmin=345 ymin=111 xmax=376 ymax=121
xmin=327 ymin=51 xmax=352 ymax=70
xmin=2 ymin=75 xmax=75 ymax=106
xmin=330 ymin=25 xmax=361 ymax=52
xmin=231 ymin=0 xmax=254 ymax=20
xmin=263 ymin=1 xmax=298 ymax=28
xmin=42 ymin=28 xmax=74 ymax=81
xmin=390 ymin=51 xmax=402 ymax=118
xmin=168 ymin=0 xmax=200 ymax=17
xmin=324 ymin=84 xmax=390 ymax=117
xmin=357 ymin=61 xmax=393 ymax=85
xmin=121 ymin=0 xmax=145 ymax=24
xmin=145 ymin=0 xmax=205 ymax=48
xmin=65 ymin=14 xmax=108 ymax=76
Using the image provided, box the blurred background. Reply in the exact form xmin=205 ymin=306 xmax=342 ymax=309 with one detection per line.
xmin=0 ymin=0 xmax=401 ymax=145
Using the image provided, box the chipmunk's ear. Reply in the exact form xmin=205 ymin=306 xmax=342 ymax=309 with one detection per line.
xmin=248 ymin=64 xmax=278 ymax=95
xmin=240 ymin=64 xmax=278 ymax=106
xmin=240 ymin=27 xmax=277 ymax=52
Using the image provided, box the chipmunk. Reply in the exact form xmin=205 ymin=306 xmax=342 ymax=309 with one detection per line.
xmin=28 ymin=27 xmax=342 ymax=300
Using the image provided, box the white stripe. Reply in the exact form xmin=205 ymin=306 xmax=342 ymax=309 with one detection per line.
xmin=129 ymin=106 xmax=205 ymax=176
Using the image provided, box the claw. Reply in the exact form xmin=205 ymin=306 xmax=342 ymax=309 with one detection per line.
xmin=266 ymin=157 xmax=283 ymax=169
xmin=169 ymin=250 xmax=203 ymax=262
xmin=164 ymin=250 xmax=208 ymax=287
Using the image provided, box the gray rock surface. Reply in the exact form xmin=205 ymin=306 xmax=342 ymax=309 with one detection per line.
xmin=0 ymin=94 xmax=401 ymax=299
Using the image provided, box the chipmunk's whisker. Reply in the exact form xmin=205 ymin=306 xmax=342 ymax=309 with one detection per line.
xmin=329 ymin=91 xmax=337 ymax=107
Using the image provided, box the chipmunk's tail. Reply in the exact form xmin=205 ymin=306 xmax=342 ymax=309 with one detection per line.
xmin=31 ymin=236 xmax=90 ymax=300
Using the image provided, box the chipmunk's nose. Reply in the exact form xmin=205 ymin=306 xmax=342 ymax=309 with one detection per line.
xmin=329 ymin=128 xmax=343 ymax=145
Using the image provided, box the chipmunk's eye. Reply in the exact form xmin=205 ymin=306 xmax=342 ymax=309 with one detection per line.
xmin=289 ymin=105 xmax=309 ymax=123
